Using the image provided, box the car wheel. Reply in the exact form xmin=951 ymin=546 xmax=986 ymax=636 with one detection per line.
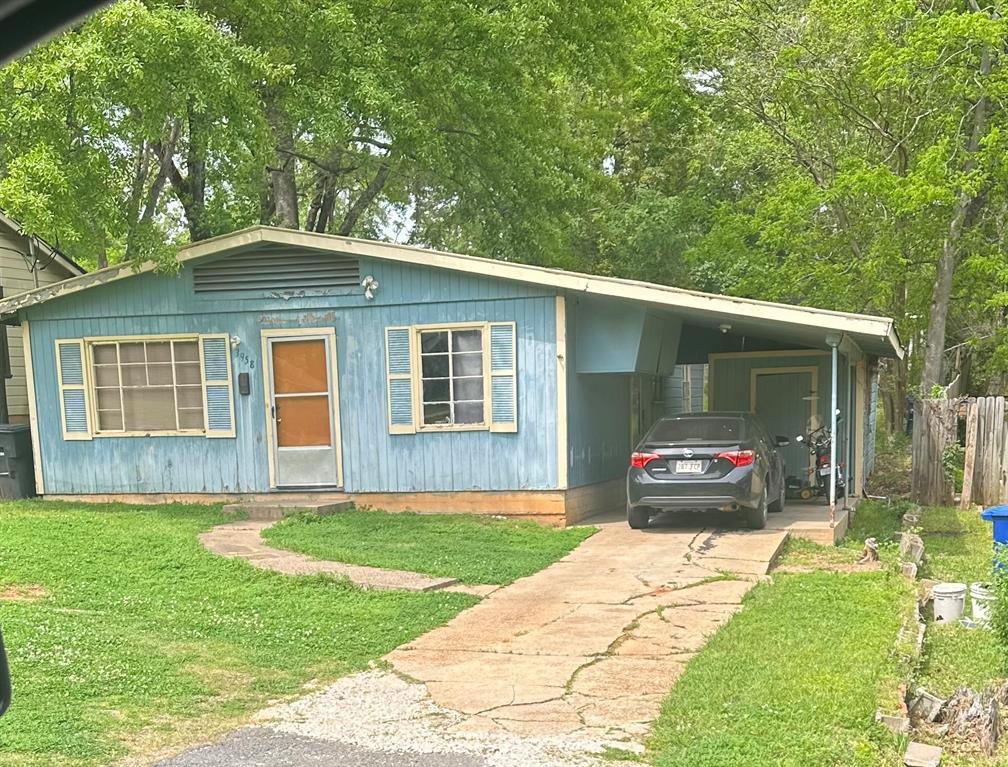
xmin=627 ymin=504 xmax=651 ymax=530
xmin=768 ymin=479 xmax=785 ymax=513
xmin=746 ymin=486 xmax=768 ymax=530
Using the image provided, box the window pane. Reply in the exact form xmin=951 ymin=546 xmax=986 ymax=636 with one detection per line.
xmin=175 ymin=362 xmax=201 ymax=385
xmin=423 ymin=402 xmax=451 ymax=425
xmin=421 ymin=354 xmax=449 ymax=378
xmin=420 ymin=331 xmax=448 ymax=353
xmin=120 ymin=343 xmax=145 ymax=363
xmin=93 ymin=344 xmax=118 ymax=365
xmin=148 ymin=363 xmax=174 ymax=385
xmin=452 ymin=352 xmax=482 ymax=376
xmin=454 ymin=377 xmax=484 ymax=401
xmin=94 ymin=366 xmax=119 ymax=387
xmin=176 ymin=386 xmax=202 ymax=409
xmin=452 ymin=329 xmax=482 ymax=352
xmin=96 ymin=388 xmax=121 ymax=411
xmin=271 ymin=339 xmax=328 ymax=394
xmin=275 ymin=395 xmax=331 ymax=446
xmin=146 ymin=342 xmax=171 ymax=362
xmin=121 ymin=364 xmax=148 ymax=386
xmin=422 ymin=378 xmax=450 ymax=403
xmin=454 ymin=402 xmax=484 ymax=424
xmin=98 ymin=410 xmax=123 ymax=431
xmin=177 ymin=409 xmax=204 ymax=430
xmin=122 ymin=388 xmax=176 ymax=431
xmin=173 ymin=341 xmax=199 ymax=361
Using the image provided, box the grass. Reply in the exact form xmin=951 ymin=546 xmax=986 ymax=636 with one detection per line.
xmin=912 ymin=506 xmax=1008 ymax=766
xmin=646 ymin=570 xmax=913 ymax=767
xmin=0 ymin=501 xmax=479 ymax=767
xmin=918 ymin=506 xmax=996 ymax=585
xmin=263 ymin=507 xmax=596 ymax=585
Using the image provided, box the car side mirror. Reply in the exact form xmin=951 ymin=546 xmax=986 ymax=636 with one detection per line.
xmin=775 ymin=436 xmax=790 ymax=447
xmin=0 ymin=628 xmax=11 ymax=717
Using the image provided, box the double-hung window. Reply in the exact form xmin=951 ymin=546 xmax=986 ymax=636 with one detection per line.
xmin=91 ymin=338 xmax=204 ymax=433
xmin=418 ymin=327 xmax=487 ymax=427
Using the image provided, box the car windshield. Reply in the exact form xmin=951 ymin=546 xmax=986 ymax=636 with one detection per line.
xmin=648 ymin=417 xmax=744 ymax=443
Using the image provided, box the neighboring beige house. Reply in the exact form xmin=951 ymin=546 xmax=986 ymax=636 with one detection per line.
xmin=0 ymin=211 xmax=85 ymax=423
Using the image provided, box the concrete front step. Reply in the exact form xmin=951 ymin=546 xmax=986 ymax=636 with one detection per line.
xmin=222 ymin=500 xmax=352 ymax=521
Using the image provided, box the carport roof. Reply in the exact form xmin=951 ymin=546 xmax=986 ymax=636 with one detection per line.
xmin=0 ymin=226 xmax=902 ymax=358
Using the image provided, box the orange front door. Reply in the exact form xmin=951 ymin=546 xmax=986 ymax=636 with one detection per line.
xmin=267 ymin=334 xmax=339 ymax=487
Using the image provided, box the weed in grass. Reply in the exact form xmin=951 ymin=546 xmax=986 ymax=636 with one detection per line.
xmin=263 ymin=508 xmax=596 ymax=585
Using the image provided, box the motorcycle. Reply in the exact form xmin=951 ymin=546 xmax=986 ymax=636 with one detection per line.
xmin=794 ymin=424 xmax=845 ymax=500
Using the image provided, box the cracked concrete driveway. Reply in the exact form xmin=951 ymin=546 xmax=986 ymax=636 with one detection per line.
xmin=157 ymin=515 xmax=786 ymax=766
xmin=385 ymin=515 xmax=787 ymax=744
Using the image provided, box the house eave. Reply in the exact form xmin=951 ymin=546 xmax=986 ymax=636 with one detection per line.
xmin=0 ymin=225 xmax=903 ymax=359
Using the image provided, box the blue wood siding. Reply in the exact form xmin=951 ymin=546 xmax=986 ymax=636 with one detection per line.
xmin=26 ymin=256 xmax=558 ymax=494
xmin=661 ymin=364 xmax=706 ymax=415
xmin=564 ymin=296 xmax=631 ymax=488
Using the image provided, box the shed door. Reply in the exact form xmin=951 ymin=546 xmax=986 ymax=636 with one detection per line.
xmin=754 ymin=371 xmax=814 ymax=481
xmin=267 ymin=334 xmax=340 ymax=487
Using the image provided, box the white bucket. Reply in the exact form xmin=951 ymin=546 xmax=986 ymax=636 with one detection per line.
xmin=971 ymin=582 xmax=996 ymax=625
xmin=933 ymin=582 xmax=967 ymax=623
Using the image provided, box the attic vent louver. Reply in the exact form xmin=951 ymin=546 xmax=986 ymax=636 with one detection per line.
xmin=192 ymin=249 xmax=360 ymax=293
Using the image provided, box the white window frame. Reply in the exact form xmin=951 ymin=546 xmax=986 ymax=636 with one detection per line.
xmin=411 ymin=322 xmax=491 ymax=432
xmin=83 ymin=333 xmax=208 ymax=438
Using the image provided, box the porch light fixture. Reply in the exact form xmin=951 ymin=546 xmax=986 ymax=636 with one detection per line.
xmin=719 ymin=323 xmax=732 ymax=334
xmin=230 ymin=335 xmax=241 ymax=348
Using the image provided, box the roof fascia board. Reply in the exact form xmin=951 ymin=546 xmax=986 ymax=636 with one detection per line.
xmin=0 ymin=225 xmax=903 ymax=359
xmin=235 ymin=228 xmax=897 ymax=342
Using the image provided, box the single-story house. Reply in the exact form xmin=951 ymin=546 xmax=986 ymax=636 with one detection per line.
xmin=0 ymin=226 xmax=901 ymax=525
xmin=0 ymin=211 xmax=85 ymax=423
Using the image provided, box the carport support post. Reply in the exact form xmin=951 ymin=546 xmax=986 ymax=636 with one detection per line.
xmin=826 ymin=333 xmax=841 ymax=526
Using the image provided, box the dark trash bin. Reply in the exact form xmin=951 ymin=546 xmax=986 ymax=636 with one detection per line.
xmin=0 ymin=424 xmax=35 ymax=499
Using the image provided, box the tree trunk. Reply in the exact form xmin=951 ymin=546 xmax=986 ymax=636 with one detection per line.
xmin=266 ymin=103 xmax=299 ymax=229
xmin=338 ymin=163 xmax=391 ymax=236
xmin=920 ymin=36 xmax=991 ymax=392
xmin=920 ymin=235 xmax=958 ymax=392
xmin=163 ymin=105 xmax=211 ymax=242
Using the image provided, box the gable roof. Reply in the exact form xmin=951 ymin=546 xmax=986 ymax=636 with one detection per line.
xmin=0 ymin=225 xmax=902 ymax=358
xmin=0 ymin=210 xmax=86 ymax=277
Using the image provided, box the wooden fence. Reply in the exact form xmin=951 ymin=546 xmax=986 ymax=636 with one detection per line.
xmin=911 ymin=396 xmax=1008 ymax=508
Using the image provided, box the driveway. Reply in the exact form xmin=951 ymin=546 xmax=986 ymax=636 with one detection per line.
xmin=158 ymin=515 xmax=786 ymax=765
xmin=384 ymin=513 xmax=786 ymax=742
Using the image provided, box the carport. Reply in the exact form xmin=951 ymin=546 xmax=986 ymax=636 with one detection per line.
xmin=562 ymin=286 xmax=902 ymax=538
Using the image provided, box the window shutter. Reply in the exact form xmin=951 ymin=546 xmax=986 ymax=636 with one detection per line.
xmin=385 ymin=326 xmax=415 ymax=434
xmin=199 ymin=334 xmax=235 ymax=438
xmin=55 ymin=339 xmax=92 ymax=440
xmin=489 ymin=322 xmax=517 ymax=433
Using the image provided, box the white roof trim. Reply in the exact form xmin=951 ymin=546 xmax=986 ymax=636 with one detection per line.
xmin=0 ymin=211 xmax=86 ymax=277
xmin=0 ymin=226 xmax=902 ymax=357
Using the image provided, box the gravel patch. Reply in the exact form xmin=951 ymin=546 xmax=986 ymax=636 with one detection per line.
xmin=252 ymin=670 xmax=637 ymax=767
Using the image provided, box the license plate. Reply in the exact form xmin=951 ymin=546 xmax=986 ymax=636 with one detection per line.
xmin=675 ymin=460 xmax=703 ymax=474
xmin=818 ymin=466 xmax=831 ymax=476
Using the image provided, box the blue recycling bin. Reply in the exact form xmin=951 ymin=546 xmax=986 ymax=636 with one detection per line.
xmin=981 ymin=505 xmax=1008 ymax=545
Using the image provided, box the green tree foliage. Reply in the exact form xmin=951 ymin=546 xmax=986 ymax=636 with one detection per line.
xmin=0 ymin=0 xmax=632 ymax=268
xmin=592 ymin=0 xmax=1008 ymax=401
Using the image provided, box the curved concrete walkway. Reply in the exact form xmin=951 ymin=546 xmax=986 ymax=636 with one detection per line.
xmin=200 ymin=519 xmax=497 ymax=597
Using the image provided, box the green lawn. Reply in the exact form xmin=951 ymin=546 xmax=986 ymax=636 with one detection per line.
xmin=263 ymin=508 xmax=595 ymax=585
xmin=918 ymin=505 xmax=996 ymax=584
xmin=0 ymin=501 xmax=478 ymax=767
xmin=645 ymin=570 xmax=912 ymax=767
xmin=914 ymin=506 xmax=1007 ymax=766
